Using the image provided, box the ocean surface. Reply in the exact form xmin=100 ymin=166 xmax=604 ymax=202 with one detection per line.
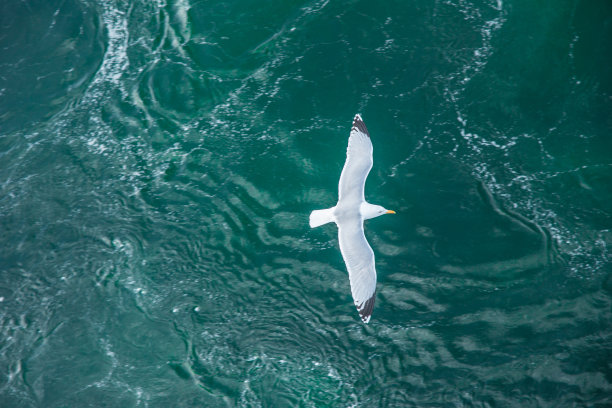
xmin=1 ymin=0 xmax=611 ymax=406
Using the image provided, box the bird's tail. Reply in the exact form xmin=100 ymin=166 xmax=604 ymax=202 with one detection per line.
xmin=309 ymin=208 xmax=335 ymax=228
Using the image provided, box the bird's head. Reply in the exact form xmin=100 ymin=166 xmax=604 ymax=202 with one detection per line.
xmin=362 ymin=204 xmax=396 ymax=220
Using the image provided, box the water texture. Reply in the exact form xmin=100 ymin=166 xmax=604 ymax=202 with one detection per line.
xmin=1 ymin=0 xmax=611 ymax=406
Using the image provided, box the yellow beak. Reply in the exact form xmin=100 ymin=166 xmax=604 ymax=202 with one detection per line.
xmin=386 ymin=210 xmax=396 ymax=214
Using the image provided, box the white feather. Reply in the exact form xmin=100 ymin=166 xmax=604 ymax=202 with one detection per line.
xmin=310 ymin=114 xmax=387 ymax=323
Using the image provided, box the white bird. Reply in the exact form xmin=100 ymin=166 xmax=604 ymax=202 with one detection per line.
xmin=309 ymin=114 xmax=395 ymax=323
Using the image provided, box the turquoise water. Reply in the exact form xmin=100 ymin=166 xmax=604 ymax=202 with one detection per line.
xmin=1 ymin=0 xmax=611 ymax=406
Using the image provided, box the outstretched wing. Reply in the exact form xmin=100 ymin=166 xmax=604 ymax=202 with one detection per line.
xmin=338 ymin=114 xmax=373 ymax=204
xmin=338 ymin=217 xmax=377 ymax=323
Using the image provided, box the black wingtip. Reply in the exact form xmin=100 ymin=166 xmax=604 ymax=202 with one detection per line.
xmin=351 ymin=114 xmax=370 ymax=137
xmin=357 ymin=293 xmax=376 ymax=324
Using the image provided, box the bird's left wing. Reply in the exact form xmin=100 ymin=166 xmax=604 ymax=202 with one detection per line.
xmin=338 ymin=114 xmax=373 ymax=203
xmin=338 ymin=217 xmax=377 ymax=323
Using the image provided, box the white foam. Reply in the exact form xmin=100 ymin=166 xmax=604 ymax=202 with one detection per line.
xmin=90 ymin=5 xmax=129 ymax=90
xmin=173 ymin=0 xmax=191 ymax=42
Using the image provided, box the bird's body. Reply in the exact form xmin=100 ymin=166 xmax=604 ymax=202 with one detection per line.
xmin=309 ymin=114 xmax=394 ymax=323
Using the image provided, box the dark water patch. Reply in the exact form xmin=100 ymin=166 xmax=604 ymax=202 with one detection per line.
xmin=0 ymin=0 xmax=104 ymax=133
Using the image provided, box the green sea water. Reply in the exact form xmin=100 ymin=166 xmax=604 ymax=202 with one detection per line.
xmin=1 ymin=0 xmax=611 ymax=406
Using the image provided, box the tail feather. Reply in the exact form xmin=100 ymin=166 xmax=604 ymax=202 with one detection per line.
xmin=309 ymin=208 xmax=335 ymax=228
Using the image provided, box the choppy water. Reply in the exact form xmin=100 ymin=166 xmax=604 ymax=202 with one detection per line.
xmin=1 ymin=0 xmax=611 ymax=406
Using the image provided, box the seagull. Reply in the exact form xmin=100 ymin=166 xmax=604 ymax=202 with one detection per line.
xmin=309 ymin=114 xmax=395 ymax=323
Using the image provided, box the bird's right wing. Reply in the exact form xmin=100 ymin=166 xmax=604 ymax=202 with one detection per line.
xmin=338 ymin=114 xmax=373 ymax=203
xmin=338 ymin=217 xmax=377 ymax=323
